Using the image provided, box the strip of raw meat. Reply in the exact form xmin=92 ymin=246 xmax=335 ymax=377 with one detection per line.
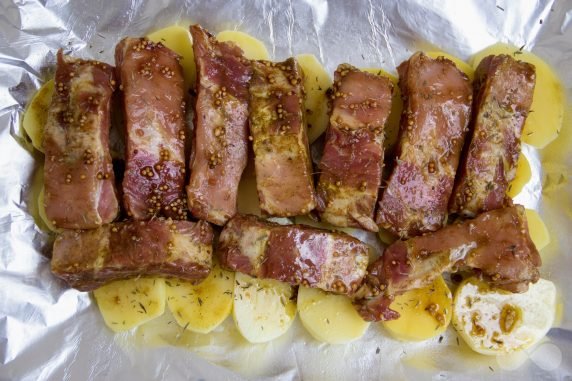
xmin=376 ymin=52 xmax=472 ymax=238
xmin=51 ymin=219 xmax=213 ymax=291
xmin=218 ymin=214 xmax=369 ymax=296
xmin=115 ymin=37 xmax=187 ymax=220
xmin=43 ymin=50 xmax=119 ymax=229
xmin=316 ymin=64 xmax=393 ymax=232
xmin=449 ymin=55 xmax=536 ymax=217
xmin=187 ymin=25 xmax=252 ymax=225
xmin=249 ymin=58 xmax=317 ymax=216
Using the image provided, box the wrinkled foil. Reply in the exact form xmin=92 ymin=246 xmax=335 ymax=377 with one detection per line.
xmin=1 ymin=0 xmax=571 ymax=380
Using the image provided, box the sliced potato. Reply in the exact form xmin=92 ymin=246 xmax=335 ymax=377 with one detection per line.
xmin=216 ymin=30 xmax=270 ymax=60
xmin=147 ymin=25 xmax=196 ymax=89
xmin=471 ymin=43 xmax=565 ymax=149
xmin=297 ymin=286 xmax=369 ymax=344
xmin=94 ymin=277 xmax=166 ymax=332
xmin=362 ymin=68 xmax=402 ymax=152
xmin=38 ymin=186 xmax=58 ymax=232
xmin=426 ymin=51 xmax=475 ymax=81
xmin=525 ymin=209 xmax=550 ymax=251
xmin=382 ymin=276 xmax=452 ymax=341
xmin=452 ymin=277 xmax=556 ymax=355
xmin=296 ymin=54 xmax=332 ymax=143
xmin=22 ymin=79 xmax=54 ymax=152
xmin=166 ymin=265 xmax=234 ymax=334
xmin=507 ymin=154 xmax=531 ymax=198
xmin=233 ymin=272 xmax=296 ymax=343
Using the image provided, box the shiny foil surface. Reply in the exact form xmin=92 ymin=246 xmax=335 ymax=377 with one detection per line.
xmin=1 ymin=0 xmax=571 ymax=380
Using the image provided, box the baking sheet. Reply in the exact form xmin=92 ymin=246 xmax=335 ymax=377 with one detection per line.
xmin=1 ymin=0 xmax=571 ymax=379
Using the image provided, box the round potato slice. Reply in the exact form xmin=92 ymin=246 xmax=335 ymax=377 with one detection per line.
xmin=426 ymin=51 xmax=475 ymax=81
xmin=525 ymin=209 xmax=550 ymax=251
xmin=382 ymin=276 xmax=452 ymax=341
xmin=233 ymin=273 xmax=296 ymax=343
xmin=166 ymin=265 xmax=234 ymax=334
xmin=94 ymin=277 xmax=167 ymax=333
xmin=507 ymin=154 xmax=531 ymax=198
xmin=297 ymin=286 xmax=369 ymax=344
xmin=22 ymin=79 xmax=54 ymax=152
xmin=452 ymin=277 xmax=556 ymax=355
xmin=147 ymin=25 xmax=196 ymax=89
xmin=38 ymin=186 xmax=58 ymax=232
xmin=471 ymin=43 xmax=565 ymax=149
xmin=216 ymin=30 xmax=270 ymax=60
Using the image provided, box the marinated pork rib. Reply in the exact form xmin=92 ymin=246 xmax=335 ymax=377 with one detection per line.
xmin=115 ymin=37 xmax=187 ymax=220
xmin=355 ymin=205 xmax=541 ymax=322
xmin=376 ymin=52 xmax=472 ymax=238
xmin=317 ymin=64 xmax=393 ymax=232
xmin=51 ymin=219 xmax=213 ymax=291
xmin=450 ymin=55 xmax=536 ymax=217
xmin=249 ymin=58 xmax=317 ymax=216
xmin=187 ymin=25 xmax=252 ymax=225
xmin=218 ymin=214 xmax=369 ymax=296
xmin=43 ymin=50 xmax=119 ymax=229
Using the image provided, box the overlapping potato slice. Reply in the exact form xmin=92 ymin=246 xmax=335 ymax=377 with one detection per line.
xmin=382 ymin=276 xmax=453 ymax=341
xmin=216 ymin=30 xmax=270 ymax=60
xmin=166 ymin=265 xmax=234 ymax=334
xmin=296 ymin=54 xmax=332 ymax=143
xmin=22 ymin=79 xmax=54 ymax=152
xmin=233 ymin=272 xmax=296 ymax=343
xmin=94 ymin=277 xmax=167 ymax=332
xmin=452 ymin=277 xmax=556 ymax=355
xmin=147 ymin=25 xmax=196 ymax=89
xmin=297 ymin=286 xmax=369 ymax=344
xmin=507 ymin=154 xmax=532 ymax=198
xmin=525 ymin=209 xmax=550 ymax=251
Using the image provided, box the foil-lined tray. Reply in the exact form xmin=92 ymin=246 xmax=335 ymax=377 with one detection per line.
xmin=0 ymin=0 xmax=570 ymax=379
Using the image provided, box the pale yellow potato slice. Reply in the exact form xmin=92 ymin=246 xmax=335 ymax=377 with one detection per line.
xmin=147 ymin=25 xmax=196 ymax=89
xmin=297 ymin=286 xmax=369 ymax=344
xmin=22 ymin=79 xmax=54 ymax=152
xmin=382 ymin=276 xmax=452 ymax=341
xmin=471 ymin=43 xmax=565 ymax=149
xmin=296 ymin=54 xmax=332 ymax=143
xmin=507 ymin=154 xmax=531 ymax=198
xmin=525 ymin=209 xmax=550 ymax=251
xmin=452 ymin=277 xmax=556 ymax=355
xmin=166 ymin=265 xmax=234 ymax=334
xmin=216 ymin=30 xmax=270 ymax=60
xmin=232 ymin=273 xmax=296 ymax=343
xmin=426 ymin=51 xmax=475 ymax=81
xmin=94 ymin=278 xmax=166 ymax=332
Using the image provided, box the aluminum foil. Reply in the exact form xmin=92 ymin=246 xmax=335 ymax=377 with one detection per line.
xmin=1 ymin=0 xmax=571 ymax=379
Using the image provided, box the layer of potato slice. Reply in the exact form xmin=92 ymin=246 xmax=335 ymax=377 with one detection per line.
xmin=297 ymin=286 xmax=369 ymax=344
xmin=381 ymin=276 xmax=452 ymax=341
xmin=426 ymin=51 xmax=475 ymax=81
xmin=147 ymin=25 xmax=196 ymax=89
xmin=38 ymin=186 xmax=58 ymax=232
xmin=525 ymin=209 xmax=550 ymax=251
xmin=233 ymin=273 xmax=296 ymax=343
xmin=22 ymin=79 xmax=54 ymax=152
xmin=94 ymin=277 xmax=167 ymax=332
xmin=166 ymin=265 xmax=234 ymax=334
xmin=507 ymin=154 xmax=531 ymax=198
xmin=452 ymin=277 xmax=556 ymax=355
xmin=216 ymin=30 xmax=270 ymax=60
xmin=296 ymin=54 xmax=332 ymax=143
xmin=471 ymin=43 xmax=565 ymax=149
